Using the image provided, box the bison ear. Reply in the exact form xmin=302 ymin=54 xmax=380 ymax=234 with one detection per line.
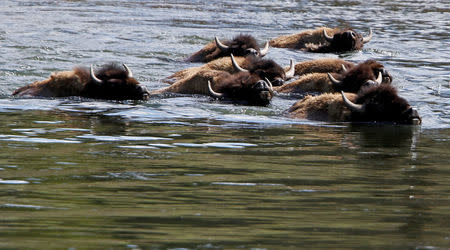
xmin=90 ymin=65 xmax=103 ymax=85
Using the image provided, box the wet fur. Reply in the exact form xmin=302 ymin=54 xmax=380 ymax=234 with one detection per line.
xmin=288 ymin=85 xmax=418 ymax=124
xmin=186 ymin=34 xmax=262 ymax=63
xmin=13 ymin=63 xmax=146 ymax=100
xmin=270 ymin=27 xmax=366 ymax=53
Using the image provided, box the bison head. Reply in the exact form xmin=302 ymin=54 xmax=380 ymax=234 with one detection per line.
xmin=208 ymin=72 xmax=274 ymax=106
xmin=323 ymin=28 xmax=372 ymax=52
xmin=214 ymin=35 xmax=269 ymax=59
xmin=230 ymin=54 xmax=294 ymax=86
xmin=328 ymin=60 xmax=392 ymax=93
xmin=83 ymin=63 xmax=149 ymax=100
xmin=341 ymin=85 xmax=421 ymax=125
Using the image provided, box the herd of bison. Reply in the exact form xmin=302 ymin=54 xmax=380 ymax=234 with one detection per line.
xmin=12 ymin=27 xmax=422 ymax=125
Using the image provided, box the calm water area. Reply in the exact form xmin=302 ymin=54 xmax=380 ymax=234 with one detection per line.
xmin=0 ymin=0 xmax=449 ymax=249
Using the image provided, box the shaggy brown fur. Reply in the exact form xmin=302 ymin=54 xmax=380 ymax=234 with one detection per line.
xmin=13 ymin=63 xmax=149 ymax=100
xmin=186 ymin=34 xmax=265 ymax=63
xmin=165 ymin=56 xmax=290 ymax=86
xmin=152 ymin=70 xmax=273 ymax=106
xmin=270 ymin=27 xmax=370 ymax=53
xmin=288 ymin=85 xmax=421 ymax=124
xmin=275 ymin=73 xmax=333 ymax=94
xmin=293 ymin=58 xmax=355 ymax=76
xmin=276 ymin=60 xmax=392 ymax=94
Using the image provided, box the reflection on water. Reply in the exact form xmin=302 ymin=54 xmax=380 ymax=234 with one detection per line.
xmin=0 ymin=0 xmax=449 ymax=248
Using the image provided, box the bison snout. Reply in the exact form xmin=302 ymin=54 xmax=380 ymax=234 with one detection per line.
xmin=253 ymin=80 xmax=271 ymax=91
xmin=271 ymin=78 xmax=284 ymax=87
xmin=139 ymin=85 xmax=150 ymax=100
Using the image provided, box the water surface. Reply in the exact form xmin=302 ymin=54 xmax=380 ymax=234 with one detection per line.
xmin=0 ymin=0 xmax=449 ymax=249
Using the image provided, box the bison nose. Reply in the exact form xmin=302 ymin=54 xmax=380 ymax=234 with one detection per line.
xmin=411 ymin=108 xmax=422 ymax=125
xmin=271 ymin=78 xmax=284 ymax=86
xmin=253 ymin=80 xmax=270 ymax=91
xmin=139 ymin=85 xmax=150 ymax=100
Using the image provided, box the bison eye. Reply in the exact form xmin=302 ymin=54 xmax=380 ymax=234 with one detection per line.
xmin=271 ymin=78 xmax=284 ymax=86
xmin=246 ymin=48 xmax=259 ymax=57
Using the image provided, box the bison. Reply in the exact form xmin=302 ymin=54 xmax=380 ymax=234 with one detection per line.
xmin=269 ymin=27 xmax=372 ymax=53
xmin=275 ymin=60 xmax=391 ymax=94
xmin=13 ymin=63 xmax=150 ymax=100
xmin=151 ymin=67 xmax=275 ymax=106
xmin=186 ymin=34 xmax=269 ymax=62
xmin=288 ymin=85 xmax=421 ymax=125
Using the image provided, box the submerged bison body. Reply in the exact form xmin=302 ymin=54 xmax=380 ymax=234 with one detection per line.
xmin=270 ymin=27 xmax=372 ymax=53
xmin=152 ymin=63 xmax=276 ymax=106
xmin=186 ymin=34 xmax=269 ymax=63
xmin=288 ymin=85 xmax=421 ymax=125
xmin=166 ymin=55 xmax=293 ymax=85
xmin=13 ymin=63 xmax=149 ymax=100
xmin=275 ymin=59 xmax=391 ymax=94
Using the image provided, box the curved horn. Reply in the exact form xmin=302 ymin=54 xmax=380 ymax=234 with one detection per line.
xmin=259 ymin=41 xmax=269 ymax=57
xmin=328 ymin=73 xmax=342 ymax=85
xmin=341 ymin=64 xmax=348 ymax=73
xmin=341 ymin=91 xmax=365 ymax=113
xmin=208 ymin=80 xmax=224 ymax=98
xmin=230 ymin=54 xmax=248 ymax=72
xmin=264 ymin=77 xmax=273 ymax=90
xmin=215 ymin=36 xmax=229 ymax=51
xmin=285 ymin=59 xmax=295 ymax=79
xmin=323 ymin=29 xmax=334 ymax=42
xmin=123 ymin=64 xmax=133 ymax=78
xmin=362 ymin=28 xmax=373 ymax=44
xmin=375 ymin=71 xmax=382 ymax=84
xmin=90 ymin=65 xmax=102 ymax=84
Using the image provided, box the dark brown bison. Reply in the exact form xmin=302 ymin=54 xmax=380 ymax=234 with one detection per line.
xmin=152 ymin=68 xmax=275 ymax=106
xmin=166 ymin=54 xmax=294 ymax=86
xmin=275 ymin=60 xmax=391 ymax=94
xmin=288 ymin=85 xmax=421 ymax=125
xmin=186 ymin=34 xmax=269 ymax=62
xmin=13 ymin=63 xmax=149 ymax=100
xmin=270 ymin=27 xmax=372 ymax=53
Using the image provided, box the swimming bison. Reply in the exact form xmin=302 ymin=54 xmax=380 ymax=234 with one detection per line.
xmin=270 ymin=27 xmax=372 ymax=53
xmin=186 ymin=34 xmax=269 ymax=62
xmin=13 ymin=63 xmax=150 ymax=100
xmin=275 ymin=59 xmax=391 ymax=94
xmin=288 ymin=85 xmax=421 ymax=125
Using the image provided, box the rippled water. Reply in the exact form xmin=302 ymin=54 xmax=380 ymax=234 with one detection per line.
xmin=0 ymin=0 xmax=449 ymax=249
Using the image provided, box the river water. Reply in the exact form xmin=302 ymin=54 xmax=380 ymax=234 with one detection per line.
xmin=0 ymin=0 xmax=449 ymax=249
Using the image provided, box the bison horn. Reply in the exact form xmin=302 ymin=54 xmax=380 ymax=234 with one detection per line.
xmin=341 ymin=64 xmax=348 ymax=73
xmin=208 ymin=80 xmax=224 ymax=98
xmin=362 ymin=28 xmax=373 ymax=44
xmin=260 ymin=41 xmax=269 ymax=57
xmin=230 ymin=54 xmax=248 ymax=72
xmin=341 ymin=91 xmax=365 ymax=113
xmin=323 ymin=29 xmax=334 ymax=42
xmin=375 ymin=71 xmax=382 ymax=84
xmin=90 ymin=65 xmax=103 ymax=84
xmin=123 ymin=64 xmax=133 ymax=78
xmin=215 ymin=36 xmax=229 ymax=51
xmin=285 ymin=59 xmax=295 ymax=79
xmin=264 ymin=77 xmax=273 ymax=90
xmin=328 ymin=73 xmax=342 ymax=85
